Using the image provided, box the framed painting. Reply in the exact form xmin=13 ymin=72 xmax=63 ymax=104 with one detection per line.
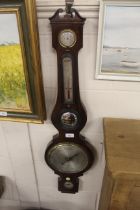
xmin=0 ymin=0 xmax=46 ymax=123
xmin=96 ymin=0 xmax=140 ymax=81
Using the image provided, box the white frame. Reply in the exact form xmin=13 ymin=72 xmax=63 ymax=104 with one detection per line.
xmin=96 ymin=0 xmax=140 ymax=81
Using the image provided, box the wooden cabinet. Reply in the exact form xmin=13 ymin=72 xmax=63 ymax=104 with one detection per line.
xmin=99 ymin=118 xmax=140 ymax=210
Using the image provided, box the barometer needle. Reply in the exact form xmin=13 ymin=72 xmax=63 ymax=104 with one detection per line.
xmin=61 ymin=153 xmax=79 ymax=165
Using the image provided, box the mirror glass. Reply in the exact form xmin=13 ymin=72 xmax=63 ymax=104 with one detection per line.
xmin=61 ymin=112 xmax=77 ymax=127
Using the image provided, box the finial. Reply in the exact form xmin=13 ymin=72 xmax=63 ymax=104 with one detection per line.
xmin=65 ymin=0 xmax=74 ymax=14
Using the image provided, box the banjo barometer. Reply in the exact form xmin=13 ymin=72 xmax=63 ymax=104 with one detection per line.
xmin=45 ymin=1 xmax=95 ymax=193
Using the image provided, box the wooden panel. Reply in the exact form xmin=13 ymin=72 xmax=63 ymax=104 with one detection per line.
xmin=110 ymin=176 xmax=135 ymax=210
xmin=98 ymin=167 xmax=114 ymax=210
xmin=109 ymin=177 xmax=140 ymax=210
xmin=127 ymin=186 xmax=140 ymax=210
xmin=100 ymin=118 xmax=140 ymax=210
xmin=99 ymin=172 xmax=140 ymax=210
xmin=103 ymin=118 xmax=140 ymax=175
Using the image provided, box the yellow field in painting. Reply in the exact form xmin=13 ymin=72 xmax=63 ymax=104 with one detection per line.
xmin=0 ymin=44 xmax=29 ymax=110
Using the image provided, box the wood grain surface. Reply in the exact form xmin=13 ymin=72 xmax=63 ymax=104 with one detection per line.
xmin=99 ymin=118 xmax=140 ymax=210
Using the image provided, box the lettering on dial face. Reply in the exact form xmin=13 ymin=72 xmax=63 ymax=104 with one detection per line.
xmin=59 ymin=29 xmax=77 ymax=48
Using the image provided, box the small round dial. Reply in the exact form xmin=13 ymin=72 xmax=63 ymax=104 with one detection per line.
xmin=59 ymin=29 xmax=76 ymax=48
xmin=46 ymin=143 xmax=89 ymax=174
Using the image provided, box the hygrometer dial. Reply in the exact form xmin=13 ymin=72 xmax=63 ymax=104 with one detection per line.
xmin=59 ymin=29 xmax=77 ymax=48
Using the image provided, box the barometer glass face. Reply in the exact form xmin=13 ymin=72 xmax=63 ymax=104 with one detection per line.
xmin=47 ymin=143 xmax=89 ymax=173
xmin=61 ymin=112 xmax=77 ymax=127
xmin=63 ymin=56 xmax=73 ymax=103
xmin=59 ymin=29 xmax=76 ymax=48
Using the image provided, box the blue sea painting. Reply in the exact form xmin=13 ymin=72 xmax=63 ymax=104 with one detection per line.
xmin=102 ymin=5 xmax=140 ymax=74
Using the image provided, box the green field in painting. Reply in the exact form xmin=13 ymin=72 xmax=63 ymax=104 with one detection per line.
xmin=0 ymin=44 xmax=29 ymax=110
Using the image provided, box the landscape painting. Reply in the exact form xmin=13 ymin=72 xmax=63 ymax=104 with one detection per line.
xmin=0 ymin=12 xmax=30 ymax=111
xmin=96 ymin=2 xmax=140 ymax=81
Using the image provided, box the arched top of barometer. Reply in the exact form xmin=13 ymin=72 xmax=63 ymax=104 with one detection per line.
xmin=49 ymin=2 xmax=86 ymax=24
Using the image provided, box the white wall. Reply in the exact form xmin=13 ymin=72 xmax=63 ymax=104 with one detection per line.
xmin=0 ymin=0 xmax=140 ymax=209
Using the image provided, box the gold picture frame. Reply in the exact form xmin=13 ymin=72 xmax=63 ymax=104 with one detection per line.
xmin=0 ymin=0 xmax=46 ymax=123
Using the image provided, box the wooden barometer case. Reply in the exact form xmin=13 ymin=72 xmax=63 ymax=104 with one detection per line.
xmin=45 ymin=3 xmax=95 ymax=193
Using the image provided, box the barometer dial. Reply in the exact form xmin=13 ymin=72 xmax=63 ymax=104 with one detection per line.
xmin=46 ymin=142 xmax=89 ymax=174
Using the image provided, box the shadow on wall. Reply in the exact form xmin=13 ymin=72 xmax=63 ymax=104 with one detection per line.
xmin=25 ymin=209 xmax=52 ymax=210
xmin=0 ymin=176 xmax=4 ymax=198
xmin=39 ymin=200 xmax=94 ymax=210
